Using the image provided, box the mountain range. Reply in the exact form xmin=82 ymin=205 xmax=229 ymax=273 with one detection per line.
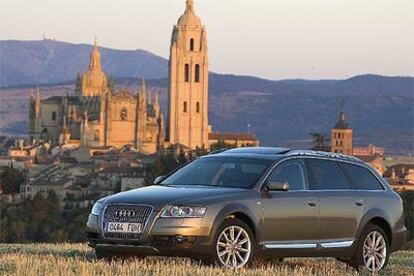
xmin=0 ymin=40 xmax=413 ymax=155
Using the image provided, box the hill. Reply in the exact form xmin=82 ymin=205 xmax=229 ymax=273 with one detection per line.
xmin=0 ymin=243 xmax=413 ymax=275
xmin=0 ymin=40 xmax=412 ymax=154
xmin=0 ymin=39 xmax=168 ymax=87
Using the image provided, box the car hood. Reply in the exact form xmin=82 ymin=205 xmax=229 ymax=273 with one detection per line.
xmin=103 ymin=185 xmax=247 ymax=210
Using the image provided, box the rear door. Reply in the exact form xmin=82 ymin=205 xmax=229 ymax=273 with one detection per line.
xmin=306 ymin=159 xmax=365 ymax=244
xmin=262 ymin=159 xmax=320 ymax=245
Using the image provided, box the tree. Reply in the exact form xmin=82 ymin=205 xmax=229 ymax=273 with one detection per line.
xmin=0 ymin=168 xmax=24 ymax=194
xmin=309 ymin=133 xmax=331 ymax=152
xmin=210 ymin=141 xmax=235 ymax=152
xmin=75 ymin=73 xmax=82 ymax=94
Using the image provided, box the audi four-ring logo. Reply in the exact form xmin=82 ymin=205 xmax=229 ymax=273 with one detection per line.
xmin=115 ymin=209 xmax=136 ymax=218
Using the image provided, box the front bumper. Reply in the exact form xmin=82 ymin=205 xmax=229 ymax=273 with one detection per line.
xmin=86 ymin=213 xmax=213 ymax=257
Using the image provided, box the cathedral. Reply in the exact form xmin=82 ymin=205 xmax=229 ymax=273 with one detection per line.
xmin=28 ymin=40 xmax=165 ymax=154
xmin=28 ymin=0 xmax=258 ymax=154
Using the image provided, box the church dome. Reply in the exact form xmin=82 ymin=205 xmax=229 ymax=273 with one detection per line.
xmin=177 ymin=0 xmax=202 ymax=27
xmin=178 ymin=13 xmax=201 ymax=27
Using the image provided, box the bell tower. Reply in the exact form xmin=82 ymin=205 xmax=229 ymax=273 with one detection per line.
xmin=167 ymin=0 xmax=210 ymax=149
xmin=331 ymin=101 xmax=353 ymax=155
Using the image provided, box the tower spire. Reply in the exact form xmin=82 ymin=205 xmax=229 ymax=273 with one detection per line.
xmin=186 ymin=0 xmax=194 ymax=13
xmin=94 ymin=36 xmax=98 ymax=50
xmin=89 ymin=38 xmax=101 ymax=70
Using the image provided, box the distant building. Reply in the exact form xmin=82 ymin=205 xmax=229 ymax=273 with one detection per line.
xmin=331 ymin=110 xmax=353 ymax=155
xmin=167 ymin=0 xmax=258 ymax=150
xmin=28 ymin=41 xmax=165 ymax=155
xmin=20 ymin=177 xmax=73 ymax=202
xmin=27 ymin=0 xmax=258 ymax=154
xmin=209 ymin=132 xmax=259 ymax=147
xmin=121 ymin=177 xmax=145 ymax=192
xmin=383 ymin=164 xmax=414 ymax=185
xmin=330 ymin=107 xmax=385 ymax=174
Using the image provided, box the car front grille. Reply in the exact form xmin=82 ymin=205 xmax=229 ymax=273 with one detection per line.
xmin=102 ymin=204 xmax=153 ymax=240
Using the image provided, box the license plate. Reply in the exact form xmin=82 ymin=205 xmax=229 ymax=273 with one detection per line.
xmin=107 ymin=222 xmax=142 ymax=233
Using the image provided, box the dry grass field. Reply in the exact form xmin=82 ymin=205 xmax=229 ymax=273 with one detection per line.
xmin=0 ymin=243 xmax=413 ymax=276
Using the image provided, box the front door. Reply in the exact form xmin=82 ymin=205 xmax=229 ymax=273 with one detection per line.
xmin=262 ymin=159 xmax=320 ymax=246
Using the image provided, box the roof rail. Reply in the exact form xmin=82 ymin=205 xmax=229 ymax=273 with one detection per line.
xmin=220 ymin=147 xmax=291 ymax=155
xmin=285 ymin=150 xmax=363 ymax=163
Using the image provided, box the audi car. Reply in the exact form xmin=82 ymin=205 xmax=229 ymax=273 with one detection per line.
xmin=86 ymin=147 xmax=407 ymax=272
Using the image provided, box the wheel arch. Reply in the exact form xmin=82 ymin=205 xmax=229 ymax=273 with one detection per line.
xmin=209 ymin=203 xmax=260 ymax=244
xmin=356 ymin=209 xmax=393 ymax=248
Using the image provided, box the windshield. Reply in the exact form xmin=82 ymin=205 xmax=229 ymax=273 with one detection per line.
xmin=160 ymin=157 xmax=272 ymax=189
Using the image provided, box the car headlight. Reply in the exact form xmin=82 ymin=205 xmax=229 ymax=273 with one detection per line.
xmin=161 ymin=205 xmax=207 ymax=218
xmin=91 ymin=201 xmax=104 ymax=216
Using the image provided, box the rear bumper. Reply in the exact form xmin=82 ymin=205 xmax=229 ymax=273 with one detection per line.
xmin=391 ymin=226 xmax=407 ymax=252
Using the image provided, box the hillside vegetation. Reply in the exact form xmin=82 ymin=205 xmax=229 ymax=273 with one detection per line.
xmin=0 ymin=244 xmax=413 ymax=275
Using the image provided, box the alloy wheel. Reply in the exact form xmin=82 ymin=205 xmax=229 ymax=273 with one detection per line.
xmin=362 ymin=230 xmax=387 ymax=272
xmin=216 ymin=225 xmax=251 ymax=268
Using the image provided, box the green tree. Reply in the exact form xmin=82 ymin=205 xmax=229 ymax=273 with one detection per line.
xmin=309 ymin=133 xmax=331 ymax=152
xmin=210 ymin=141 xmax=236 ymax=152
xmin=0 ymin=168 xmax=24 ymax=194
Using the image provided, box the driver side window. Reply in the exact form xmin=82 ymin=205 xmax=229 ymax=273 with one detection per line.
xmin=267 ymin=160 xmax=307 ymax=191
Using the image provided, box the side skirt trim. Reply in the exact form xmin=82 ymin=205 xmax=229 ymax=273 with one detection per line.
xmin=264 ymin=243 xmax=317 ymax=249
xmin=319 ymin=240 xmax=354 ymax=248
xmin=263 ymin=240 xmax=354 ymax=250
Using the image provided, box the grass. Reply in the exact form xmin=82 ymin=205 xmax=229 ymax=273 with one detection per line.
xmin=0 ymin=243 xmax=413 ymax=275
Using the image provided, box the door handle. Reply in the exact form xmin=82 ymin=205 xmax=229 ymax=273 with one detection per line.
xmin=308 ymin=201 xmax=317 ymax=207
xmin=354 ymin=200 xmax=364 ymax=207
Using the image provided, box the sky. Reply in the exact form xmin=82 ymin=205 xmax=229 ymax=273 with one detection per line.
xmin=0 ymin=0 xmax=413 ymax=80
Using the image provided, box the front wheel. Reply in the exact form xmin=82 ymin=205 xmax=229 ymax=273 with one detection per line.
xmin=213 ymin=218 xmax=255 ymax=268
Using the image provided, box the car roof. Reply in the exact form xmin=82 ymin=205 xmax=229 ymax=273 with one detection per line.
xmin=211 ymin=147 xmax=365 ymax=164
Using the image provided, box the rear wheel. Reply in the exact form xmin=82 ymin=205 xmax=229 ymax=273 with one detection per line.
xmin=352 ymin=223 xmax=389 ymax=272
xmin=213 ymin=218 xmax=255 ymax=268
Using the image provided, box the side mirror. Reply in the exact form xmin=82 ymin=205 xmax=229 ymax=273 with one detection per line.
xmin=154 ymin=175 xmax=165 ymax=185
xmin=266 ymin=181 xmax=289 ymax=192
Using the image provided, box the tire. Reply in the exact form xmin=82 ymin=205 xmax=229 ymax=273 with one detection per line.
xmin=211 ymin=218 xmax=256 ymax=268
xmin=351 ymin=223 xmax=390 ymax=272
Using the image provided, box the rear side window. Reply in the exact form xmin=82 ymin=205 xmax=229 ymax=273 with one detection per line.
xmin=306 ymin=159 xmax=351 ymax=190
xmin=339 ymin=163 xmax=384 ymax=191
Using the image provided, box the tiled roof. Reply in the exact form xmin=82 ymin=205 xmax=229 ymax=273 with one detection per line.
xmin=209 ymin=132 xmax=257 ymax=141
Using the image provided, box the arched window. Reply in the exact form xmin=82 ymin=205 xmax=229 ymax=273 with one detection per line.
xmin=120 ymin=107 xmax=128 ymax=121
xmin=94 ymin=130 xmax=100 ymax=141
xmin=196 ymin=102 xmax=200 ymax=113
xmin=183 ymin=102 xmax=187 ymax=113
xmin=195 ymin=64 xmax=200 ymax=83
xmin=190 ymin=38 xmax=194 ymax=51
xmin=185 ymin=64 xmax=190 ymax=82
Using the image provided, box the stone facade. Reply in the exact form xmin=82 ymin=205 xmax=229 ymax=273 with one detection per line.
xmin=167 ymin=0 xmax=211 ymax=149
xmin=28 ymin=0 xmax=259 ymax=153
xmin=28 ymin=43 xmax=165 ymax=155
